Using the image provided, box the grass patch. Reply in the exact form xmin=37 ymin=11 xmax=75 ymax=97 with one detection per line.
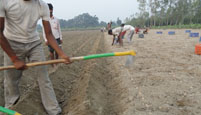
xmin=152 ymin=24 xmax=201 ymax=29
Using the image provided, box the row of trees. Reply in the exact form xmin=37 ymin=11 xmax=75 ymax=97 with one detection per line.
xmin=59 ymin=13 xmax=122 ymax=29
xmin=60 ymin=13 xmax=104 ymax=28
xmin=126 ymin=0 xmax=201 ymax=27
xmin=37 ymin=13 xmax=122 ymax=30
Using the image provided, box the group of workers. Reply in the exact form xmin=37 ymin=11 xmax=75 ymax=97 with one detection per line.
xmin=0 ymin=0 xmax=149 ymax=114
xmin=107 ymin=22 xmax=148 ymax=47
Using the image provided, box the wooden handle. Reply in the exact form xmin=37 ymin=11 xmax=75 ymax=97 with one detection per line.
xmin=0 ymin=50 xmax=135 ymax=71
xmin=0 ymin=57 xmax=84 ymax=71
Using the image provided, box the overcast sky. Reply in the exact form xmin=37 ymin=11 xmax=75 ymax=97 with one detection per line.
xmin=43 ymin=0 xmax=139 ymax=23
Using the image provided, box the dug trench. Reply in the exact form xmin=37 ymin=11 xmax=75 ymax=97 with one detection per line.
xmin=0 ymin=30 xmax=125 ymax=115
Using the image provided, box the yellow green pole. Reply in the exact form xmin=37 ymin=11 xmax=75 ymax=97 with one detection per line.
xmin=0 ymin=106 xmax=21 ymax=115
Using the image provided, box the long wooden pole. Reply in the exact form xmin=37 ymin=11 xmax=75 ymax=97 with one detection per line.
xmin=0 ymin=57 xmax=84 ymax=71
xmin=0 ymin=50 xmax=136 ymax=71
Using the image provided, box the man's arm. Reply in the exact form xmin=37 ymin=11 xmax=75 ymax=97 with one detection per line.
xmin=0 ymin=17 xmax=27 ymax=70
xmin=119 ymin=35 xmax=123 ymax=46
xmin=112 ymin=35 xmax=115 ymax=46
xmin=42 ymin=20 xmax=70 ymax=63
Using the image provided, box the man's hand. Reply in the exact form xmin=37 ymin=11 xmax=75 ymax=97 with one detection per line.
xmin=60 ymin=40 xmax=63 ymax=44
xmin=0 ymin=17 xmax=27 ymax=70
xmin=13 ymin=59 xmax=27 ymax=70
xmin=60 ymin=54 xmax=71 ymax=64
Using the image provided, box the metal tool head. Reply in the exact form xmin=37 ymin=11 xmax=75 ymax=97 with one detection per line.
xmin=125 ymin=55 xmax=135 ymax=67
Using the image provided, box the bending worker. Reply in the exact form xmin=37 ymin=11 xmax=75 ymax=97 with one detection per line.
xmin=108 ymin=27 xmax=125 ymax=46
xmin=121 ymin=24 xmax=135 ymax=43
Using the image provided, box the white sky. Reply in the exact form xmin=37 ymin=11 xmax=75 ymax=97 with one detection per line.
xmin=43 ymin=0 xmax=139 ymax=22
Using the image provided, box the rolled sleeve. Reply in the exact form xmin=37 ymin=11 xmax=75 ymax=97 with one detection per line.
xmin=40 ymin=3 xmax=50 ymax=21
xmin=0 ymin=0 xmax=5 ymax=17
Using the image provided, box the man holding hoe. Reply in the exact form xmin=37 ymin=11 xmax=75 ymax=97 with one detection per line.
xmin=0 ymin=0 xmax=71 ymax=114
xmin=43 ymin=3 xmax=63 ymax=67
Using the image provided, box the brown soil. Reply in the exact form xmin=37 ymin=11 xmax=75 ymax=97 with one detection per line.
xmin=0 ymin=29 xmax=201 ymax=115
xmin=105 ymin=29 xmax=201 ymax=115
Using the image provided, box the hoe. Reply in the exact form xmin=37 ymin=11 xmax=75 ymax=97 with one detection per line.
xmin=0 ymin=50 xmax=136 ymax=71
xmin=0 ymin=51 xmax=136 ymax=114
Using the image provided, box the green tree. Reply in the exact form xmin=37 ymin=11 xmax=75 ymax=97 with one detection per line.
xmin=126 ymin=0 xmax=201 ymax=27
xmin=116 ymin=18 xmax=122 ymax=25
xmin=59 ymin=13 xmax=107 ymax=29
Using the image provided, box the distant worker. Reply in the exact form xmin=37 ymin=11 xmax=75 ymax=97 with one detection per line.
xmin=121 ymin=24 xmax=135 ymax=43
xmin=43 ymin=3 xmax=63 ymax=66
xmin=135 ymin=26 xmax=140 ymax=34
xmin=143 ymin=27 xmax=148 ymax=34
xmin=107 ymin=22 xmax=112 ymax=30
xmin=100 ymin=27 xmax=105 ymax=32
xmin=108 ymin=27 xmax=125 ymax=46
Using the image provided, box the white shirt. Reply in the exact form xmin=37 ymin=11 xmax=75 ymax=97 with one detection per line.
xmin=43 ymin=16 xmax=62 ymax=42
xmin=0 ymin=0 xmax=49 ymax=43
xmin=112 ymin=27 xmax=123 ymax=36
xmin=123 ymin=25 xmax=135 ymax=32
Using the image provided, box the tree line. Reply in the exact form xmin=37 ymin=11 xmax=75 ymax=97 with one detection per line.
xmin=59 ymin=13 xmax=103 ymax=28
xmin=59 ymin=13 xmax=122 ymax=29
xmin=37 ymin=13 xmax=122 ymax=30
xmin=126 ymin=0 xmax=201 ymax=27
